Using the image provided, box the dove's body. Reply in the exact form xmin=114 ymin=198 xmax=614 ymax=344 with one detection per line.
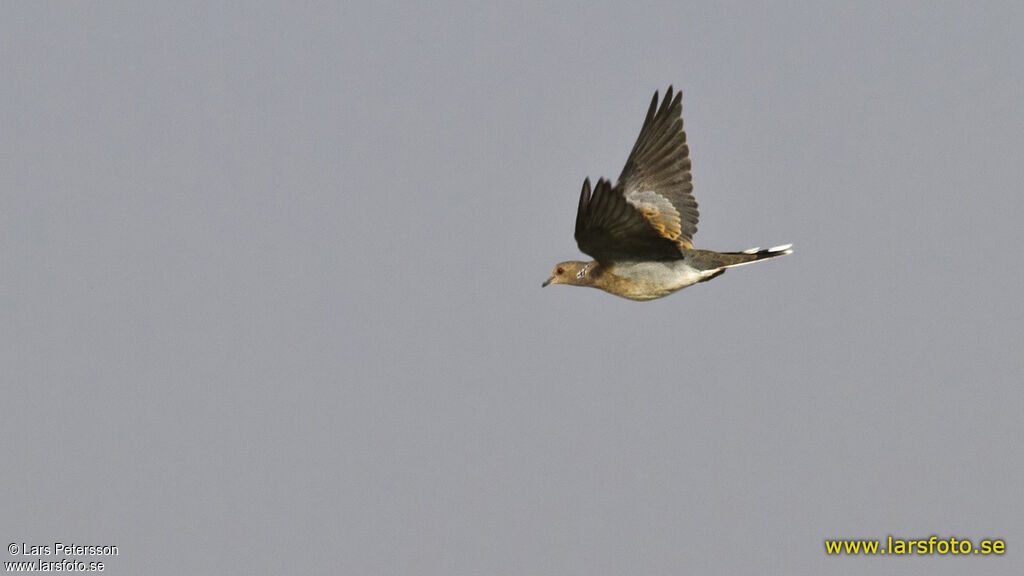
xmin=544 ymin=87 xmax=792 ymax=300
xmin=556 ymin=245 xmax=793 ymax=301
xmin=551 ymin=259 xmax=704 ymax=302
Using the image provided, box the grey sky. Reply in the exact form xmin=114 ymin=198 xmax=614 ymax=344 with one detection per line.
xmin=2 ymin=2 xmax=1022 ymax=574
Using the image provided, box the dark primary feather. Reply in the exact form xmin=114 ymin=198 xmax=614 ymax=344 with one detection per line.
xmin=574 ymin=87 xmax=700 ymax=263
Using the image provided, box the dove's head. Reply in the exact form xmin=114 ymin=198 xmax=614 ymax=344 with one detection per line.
xmin=542 ymin=261 xmax=595 ymax=287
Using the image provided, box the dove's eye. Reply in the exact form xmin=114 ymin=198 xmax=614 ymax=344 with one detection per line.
xmin=556 ymin=267 xmax=564 ymax=275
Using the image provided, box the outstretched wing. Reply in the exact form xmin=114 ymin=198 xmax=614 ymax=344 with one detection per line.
xmin=618 ymin=86 xmax=699 ymax=248
xmin=574 ymin=87 xmax=699 ymax=262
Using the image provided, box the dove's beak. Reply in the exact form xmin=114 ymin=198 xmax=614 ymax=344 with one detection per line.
xmin=542 ymin=277 xmax=554 ymax=287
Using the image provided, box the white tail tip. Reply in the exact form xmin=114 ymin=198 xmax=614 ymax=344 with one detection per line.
xmin=768 ymin=243 xmax=793 ymax=253
xmin=742 ymin=247 xmax=761 ymax=254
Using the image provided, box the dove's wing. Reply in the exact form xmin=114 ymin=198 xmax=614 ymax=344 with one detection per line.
xmin=574 ymin=87 xmax=699 ymax=262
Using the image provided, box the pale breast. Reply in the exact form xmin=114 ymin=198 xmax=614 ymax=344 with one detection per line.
xmin=606 ymin=260 xmax=710 ymax=300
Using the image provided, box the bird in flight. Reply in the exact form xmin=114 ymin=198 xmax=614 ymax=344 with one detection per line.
xmin=543 ymin=87 xmax=792 ymax=301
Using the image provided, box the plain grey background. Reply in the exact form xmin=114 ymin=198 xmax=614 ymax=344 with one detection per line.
xmin=3 ymin=2 xmax=1022 ymax=574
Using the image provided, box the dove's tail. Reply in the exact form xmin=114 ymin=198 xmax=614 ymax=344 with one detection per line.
xmin=690 ymin=244 xmax=793 ymax=283
xmin=728 ymin=243 xmax=794 ymax=266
